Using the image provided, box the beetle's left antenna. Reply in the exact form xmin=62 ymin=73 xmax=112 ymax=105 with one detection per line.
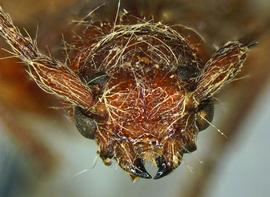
xmin=0 ymin=7 xmax=95 ymax=110
xmin=0 ymin=7 xmax=38 ymax=61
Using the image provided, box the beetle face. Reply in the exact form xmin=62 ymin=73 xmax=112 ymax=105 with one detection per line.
xmin=0 ymin=9 xmax=249 ymax=180
xmin=95 ymin=68 xmax=199 ymax=179
xmin=73 ymin=21 xmax=218 ymax=179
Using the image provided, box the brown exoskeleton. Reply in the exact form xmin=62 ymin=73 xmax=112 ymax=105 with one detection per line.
xmin=0 ymin=6 xmax=253 ymax=180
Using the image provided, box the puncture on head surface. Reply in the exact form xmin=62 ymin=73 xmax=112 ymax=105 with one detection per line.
xmin=0 ymin=6 xmax=252 ymax=180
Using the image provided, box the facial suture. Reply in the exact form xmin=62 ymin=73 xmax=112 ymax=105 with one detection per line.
xmin=0 ymin=8 xmax=251 ymax=180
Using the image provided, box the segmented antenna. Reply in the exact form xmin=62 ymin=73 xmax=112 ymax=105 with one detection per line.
xmin=0 ymin=7 xmax=94 ymax=110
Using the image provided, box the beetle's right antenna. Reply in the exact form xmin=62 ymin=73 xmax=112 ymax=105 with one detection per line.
xmin=194 ymin=41 xmax=249 ymax=102
xmin=0 ymin=7 xmax=94 ymax=110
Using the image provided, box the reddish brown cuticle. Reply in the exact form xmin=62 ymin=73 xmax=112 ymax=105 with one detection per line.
xmin=0 ymin=8 xmax=250 ymax=180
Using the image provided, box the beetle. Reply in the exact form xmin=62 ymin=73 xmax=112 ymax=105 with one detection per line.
xmin=0 ymin=5 xmax=252 ymax=180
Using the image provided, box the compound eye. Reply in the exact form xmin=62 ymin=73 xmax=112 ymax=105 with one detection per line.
xmin=88 ymin=71 xmax=109 ymax=87
xmin=196 ymin=100 xmax=214 ymax=131
xmin=86 ymin=71 xmax=109 ymax=98
xmin=74 ymin=106 xmax=97 ymax=139
xmin=177 ymin=64 xmax=201 ymax=81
